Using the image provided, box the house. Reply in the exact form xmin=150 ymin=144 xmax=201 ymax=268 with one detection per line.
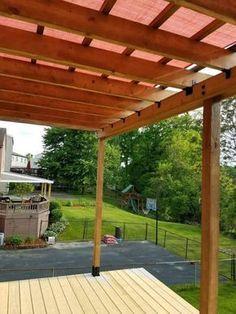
xmin=11 ymin=152 xmax=28 ymax=172
xmin=0 ymin=128 xmax=53 ymax=238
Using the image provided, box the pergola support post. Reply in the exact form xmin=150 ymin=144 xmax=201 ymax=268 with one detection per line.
xmin=92 ymin=138 xmax=105 ymax=276
xmin=48 ymin=184 xmax=52 ymax=199
xmin=41 ymin=183 xmax=44 ymax=195
xmin=200 ymin=98 xmax=221 ymax=314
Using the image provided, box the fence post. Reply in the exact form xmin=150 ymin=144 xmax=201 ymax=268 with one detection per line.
xmin=163 ymin=230 xmax=167 ymax=247
xmin=83 ymin=220 xmax=87 ymax=240
xmin=185 ymin=238 xmax=189 ymax=260
xmin=123 ymin=223 xmax=126 ymax=240
xmin=145 ymin=223 xmax=148 ymax=241
xmin=231 ymin=254 xmax=236 ymax=281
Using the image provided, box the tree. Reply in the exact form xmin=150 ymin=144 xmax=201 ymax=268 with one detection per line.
xmin=39 ymin=128 xmax=97 ymax=193
xmin=39 ymin=128 xmax=122 ymax=193
xmin=144 ymin=129 xmax=202 ymax=223
xmin=221 ymin=97 xmax=236 ymax=165
xmin=9 ymin=183 xmax=35 ymax=198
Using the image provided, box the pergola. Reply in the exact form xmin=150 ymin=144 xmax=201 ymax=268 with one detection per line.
xmin=0 ymin=1 xmax=235 ymax=313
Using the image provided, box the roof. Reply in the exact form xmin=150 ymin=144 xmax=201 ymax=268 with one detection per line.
xmin=0 ymin=1 xmax=235 ymax=138
xmin=12 ymin=152 xmax=27 ymax=158
xmin=0 ymin=171 xmax=53 ymax=184
xmin=121 ymin=184 xmax=134 ymax=193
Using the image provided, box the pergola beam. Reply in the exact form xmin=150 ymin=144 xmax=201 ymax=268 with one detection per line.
xmin=0 ymin=0 xmax=233 ymax=68
xmin=0 ymin=109 xmax=106 ymax=131
xmin=0 ymin=57 xmax=175 ymax=102
xmin=98 ymin=67 xmax=236 ymax=138
xmin=0 ymin=97 xmax=127 ymax=120
xmin=168 ymin=0 xmax=236 ymax=25
xmin=0 ymin=26 xmax=212 ymax=87
xmin=0 ymin=76 xmax=139 ymax=112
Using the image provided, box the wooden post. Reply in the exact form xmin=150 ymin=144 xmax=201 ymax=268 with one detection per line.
xmin=44 ymin=183 xmax=47 ymax=197
xmin=200 ymin=98 xmax=221 ymax=314
xmin=92 ymin=138 xmax=105 ymax=276
xmin=48 ymin=184 xmax=52 ymax=199
xmin=41 ymin=183 xmax=44 ymax=195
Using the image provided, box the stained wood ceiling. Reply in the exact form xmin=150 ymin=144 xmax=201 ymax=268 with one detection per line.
xmin=0 ymin=0 xmax=235 ymax=138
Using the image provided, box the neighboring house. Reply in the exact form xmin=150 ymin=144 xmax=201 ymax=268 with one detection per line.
xmin=0 ymin=128 xmax=14 ymax=193
xmin=0 ymin=128 xmax=53 ymax=238
xmin=31 ymin=153 xmax=43 ymax=176
xmin=11 ymin=152 xmax=28 ymax=172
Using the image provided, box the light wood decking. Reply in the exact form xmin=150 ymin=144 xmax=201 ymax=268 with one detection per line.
xmin=0 ymin=268 xmax=198 ymax=313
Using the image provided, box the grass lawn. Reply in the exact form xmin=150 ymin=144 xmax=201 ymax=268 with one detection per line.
xmin=172 ymin=283 xmax=236 ymax=314
xmin=57 ymin=194 xmax=235 ymax=248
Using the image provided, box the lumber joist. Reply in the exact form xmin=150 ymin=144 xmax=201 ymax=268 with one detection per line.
xmin=0 ymin=25 xmax=212 ymax=87
xmin=0 ymin=57 xmax=175 ymax=102
xmin=98 ymin=66 xmax=236 ymax=138
xmin=0 ymin=1 xmax=234 ymax=69
xmin=168 ymin=0 xmax=236 ymax=25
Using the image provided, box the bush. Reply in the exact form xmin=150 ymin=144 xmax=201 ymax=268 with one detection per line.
xmin=49 ymin=201 xmax=61 ymax=211
xmin=43 ymin=230 xmax=57 ymax=239
xmin=51 ymin=208 xmax=63 ymax=223
xmin=43 ymin=221 xmax=68 ymax=239
xmin=6 ymin=235 xmax=23 ymax=246
xmin=64 ymin=200 xmax=73 ymax=207
xmin=24 ymin=236 xmax=35 ymax=244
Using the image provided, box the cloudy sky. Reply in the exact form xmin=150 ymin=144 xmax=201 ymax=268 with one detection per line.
xmin=0 ymin=121 xmax=48 ymax=156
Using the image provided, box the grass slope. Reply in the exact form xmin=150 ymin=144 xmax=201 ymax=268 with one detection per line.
xmin=58 ymin=195 xmax=235 ymax=248
xmin=172 ymin=283 xmax=236 ymax=314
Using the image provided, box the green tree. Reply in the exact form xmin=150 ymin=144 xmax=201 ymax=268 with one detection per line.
xmin=39 ymin=128 xmax=97 ymax=193
xmin=40 ymin=128 xmax=122 ymax=193
xmin=145 ymin=129 xmax=202 ymax=223
xmin=221 ymin=97 xmax=236 ymax=165
xmin=9 ymin=183 xmax=35 ymax=198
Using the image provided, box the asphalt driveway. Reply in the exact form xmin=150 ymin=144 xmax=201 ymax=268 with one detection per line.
xmin=0 ymin=241 xmax=200 ymax=285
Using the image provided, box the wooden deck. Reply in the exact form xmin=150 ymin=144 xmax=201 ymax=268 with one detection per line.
xmin=0 ymin=268 xmax=198 ymax=313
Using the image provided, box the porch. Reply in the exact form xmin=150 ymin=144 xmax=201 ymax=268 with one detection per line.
xmin=0 ymin=267 xmax=198 ymax=314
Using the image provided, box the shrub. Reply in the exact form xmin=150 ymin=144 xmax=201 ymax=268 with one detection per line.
xmin=49 ymin=201 xmax=61 ymax=211
xmin=6 ymin=235 xmax=23 ymax=246
xmin=9 ymin=183 xmax=35 ymax=198
xmin=64 ymin=200 xmax=73 ymax=207
xmin=43 ymin=230 xmax=57 ymax=239
xmin=48 ymin=222 xmax=66 ymax=234
xmin=24 ymin=236 xmax=35 ymax=244
xmin=51 ymin=208 xmax=63 ymax=223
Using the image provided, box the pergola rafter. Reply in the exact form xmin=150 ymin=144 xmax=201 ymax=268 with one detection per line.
xmin=0 ymin=1 xmax=234 ymax=68
xmin=0 ymin=25 xmax=213 ymax=87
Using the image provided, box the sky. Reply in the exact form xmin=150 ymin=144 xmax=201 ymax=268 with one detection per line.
xmin=0 ymin=121 xmax=48 ymax=156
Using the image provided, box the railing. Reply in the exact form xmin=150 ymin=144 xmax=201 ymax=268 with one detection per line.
xmin=57 ymin=219 xmax=236 ymax=281
xmin=0 ymin=201 xmax=49 ymax=213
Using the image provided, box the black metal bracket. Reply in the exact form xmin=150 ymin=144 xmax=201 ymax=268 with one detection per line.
xmin=184 ymin=86 xmax=193 ymax=96
xmin=223 ymin=69 xmax=231 ymax=79
xmin=92 ymin=266 xmax=100 ymax=277
xmin=121 ymin=118 xmax=126 ymax=123
xmin=155 ymin=101 xmax=161 ymax=108
xmin=136 ymin=111 xmax=141 ymax=117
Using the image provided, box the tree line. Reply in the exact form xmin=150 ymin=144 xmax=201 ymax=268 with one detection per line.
xmin=39 ymin=97 xmax=236 ymax=235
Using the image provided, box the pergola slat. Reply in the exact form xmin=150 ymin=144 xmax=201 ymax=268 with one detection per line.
xmin=0 ymin=57 xmax=175 ymax=102
xmin=0 ymin=76 xmax=140 ymax=111
xmin=98 ymin=66 xmax=236 ymax=138
xmin=0 ymin=90 xmax=132 ymax=118
xmin=0 ymin=110 xmax=104 ymax=131
xmin=0 ymin=26 xmax=213 ymax=88
xmin=168 ymin=0 xmax=236 ymax=25
xmin=0 ymin=102 xmax=118 ymax=124
xmin=0 ymin=0 xmax=233 ymax=68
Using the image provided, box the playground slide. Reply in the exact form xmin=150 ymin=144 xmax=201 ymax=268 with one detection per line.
xmin=130 ymin=198 xmax=138 ymax=213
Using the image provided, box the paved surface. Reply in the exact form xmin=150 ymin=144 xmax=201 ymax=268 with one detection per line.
xmin=0 ymin=241 xmax=200 ymax=285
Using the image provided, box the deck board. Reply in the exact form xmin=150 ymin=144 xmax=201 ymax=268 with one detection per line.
xmin=1 ymin=268 xmax=199 ymax=314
